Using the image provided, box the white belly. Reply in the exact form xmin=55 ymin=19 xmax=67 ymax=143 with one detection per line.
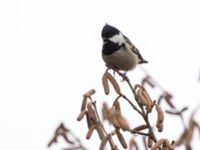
xmin=102 ymin=48 xmax=139 ymax=71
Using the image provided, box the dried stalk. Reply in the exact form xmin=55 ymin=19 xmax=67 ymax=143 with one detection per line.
xmin=114 ymin=69 xmax=158 ymax=143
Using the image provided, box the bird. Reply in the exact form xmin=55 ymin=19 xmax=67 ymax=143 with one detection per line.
xmin=101 ymin=24 xmax=148 ymax=72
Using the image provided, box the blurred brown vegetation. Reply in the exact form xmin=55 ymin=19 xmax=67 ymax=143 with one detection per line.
xmin=48 ymin=68 xmax=200 ymax=150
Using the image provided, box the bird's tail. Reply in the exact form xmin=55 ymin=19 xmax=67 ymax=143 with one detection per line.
xmin=139 ymin=59 xmax=148 ymax=64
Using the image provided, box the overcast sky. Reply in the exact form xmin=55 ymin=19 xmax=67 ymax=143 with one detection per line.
xmin=0 ymin=0 xmax=200 ymax=150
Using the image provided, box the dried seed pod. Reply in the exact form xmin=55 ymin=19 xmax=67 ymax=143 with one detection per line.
xmin=142 ymin=89 xmax=154 ymax=112
xmin=81 ymin=97 xmax=87 ymax=111
xmin=134 ymin=84 xmax=141 ymax=90
xmin=116 ymin=116 xmax=129 ymax=131
xmin=164 ymin=140 xmax=174 ymax=150
xmin=136 ymin=88 xmax=148 ymax=106
xmin=87 ymin=103 xmax=94 ymax=113
xmin=151 ymin=139 xmax=166 ymax=150
xmin=105 ymin=72 xmax=121 ymax=94
xmin=113 ymin=100 xmax=121 ymax=115
xmin=108 ymin=107 xmax=119 ymax=118
xmin=144 ymin=101 xmax=152 ymax=111
xmin=156 ymin=122 xmax=163 ymax=132
xmin=110 ymin=117 xmax=120 ymax=128
xmin=102 ymin=73 xmax=110 ymax=95
xmin=86 ymin=124 xmax=96 ymax=139
xmin=185 ymin=131 xmax=193 ymax=146
xmin=156 ymin=104 xmax=164 ymax=123
xmin=193 ymin=121 xmax=200 ymax=134
xmin=132 ymin=124 xmax=148 ymax=132
xmin=142 ymin=90 xmax=152 ymax=102
xmin=129 ymin=138 xmax=139 ymax=150
xmin=175 ymin=130 xmax=187 ymax=146
xmin=87 ymin=103 xmax=97 ymax=124
xmin=185 ymin=119 xmax=195 ymax=144
xmin=148 ymin=136 xmax=153 ymax=148
xmin=86 ymin=112 xmax=92 ymax=128
xmin=106 ymin=107 xmax=120 ymax=127
xmin=84 ymin=89 xmax=96 ymax=97
xmin=102 ymin=102 xmax=110 ymax=120
xmin=115 ymin=129 xmax=127 ymax=149
xmin=77 ymin=110 xmax=87 ymax=121
xmin=162 ymin=147 xmax=168 ymax=150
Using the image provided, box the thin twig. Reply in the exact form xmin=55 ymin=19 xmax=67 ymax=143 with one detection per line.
xmin=131 ymin=130 xmax=149 ymax=136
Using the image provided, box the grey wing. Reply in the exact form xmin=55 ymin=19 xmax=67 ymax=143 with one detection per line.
xmin=123 ymin=35 xmax=148 ymax=64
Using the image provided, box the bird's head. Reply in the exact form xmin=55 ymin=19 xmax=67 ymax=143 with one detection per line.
xmin=101 ymin=23 xmax=120 ymax=42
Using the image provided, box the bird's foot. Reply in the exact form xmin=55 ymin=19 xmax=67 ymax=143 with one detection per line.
xmin=105 ymin=65 xmax=127 ymax=81
xmin=106 ymin=65 xmax=116 ymax=76
xmin=120 ymin=72 xmax=128 ymax=82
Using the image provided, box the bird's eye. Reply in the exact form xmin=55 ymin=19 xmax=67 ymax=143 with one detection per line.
xmin=102 ymin=32 xmax=112 ymax=39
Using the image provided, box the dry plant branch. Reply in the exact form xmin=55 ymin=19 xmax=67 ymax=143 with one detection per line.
xmin=78 ymin=89 xmax=118 ymax=150
xmin=77 ymin=68 xmax=175 ymax=149
xmin=113 ymin=69 xmax=158 ymax=143
xmin=48 ymin=123 xmax=87 ymax=150
xmin=49 ymin=66 xmax=200 ymax=150
xmin=140 ymin=68 xmax=200 ymax=149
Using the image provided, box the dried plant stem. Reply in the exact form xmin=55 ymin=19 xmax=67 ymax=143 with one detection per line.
xmin=131 ymin=130 xmax=149 ymax=136
xmin=115 ymin=70 xmax=157 ymax=143
xmin=174 ymin=106 xmax=187 ymax=130
xmin=140 ymin=67 xmax=187 ymax=135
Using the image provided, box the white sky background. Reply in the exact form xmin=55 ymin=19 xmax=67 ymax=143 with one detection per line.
xmin=0 ymin=0 xmax=200 ymax=149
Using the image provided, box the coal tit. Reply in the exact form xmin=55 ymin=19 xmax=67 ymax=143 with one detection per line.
xmin=101 ymin=24 xmax=148 ymax=71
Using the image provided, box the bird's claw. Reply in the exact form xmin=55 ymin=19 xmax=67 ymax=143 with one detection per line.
xmin=105 ymin=65 xmax=127 ymax=81
xmin=120 ymin=72 xmax=128 ymax=82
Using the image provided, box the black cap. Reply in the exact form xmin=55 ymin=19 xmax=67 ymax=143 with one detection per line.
xmin=101 ymin=24 xmax=120 ymax=39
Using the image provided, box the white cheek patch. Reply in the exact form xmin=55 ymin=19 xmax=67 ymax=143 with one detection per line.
xmin=109 ymin=33 xmax=125 ymax=45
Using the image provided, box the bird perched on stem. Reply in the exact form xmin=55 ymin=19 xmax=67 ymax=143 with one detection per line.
xmin=101 ymin=24 xmax=148 ymax=73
